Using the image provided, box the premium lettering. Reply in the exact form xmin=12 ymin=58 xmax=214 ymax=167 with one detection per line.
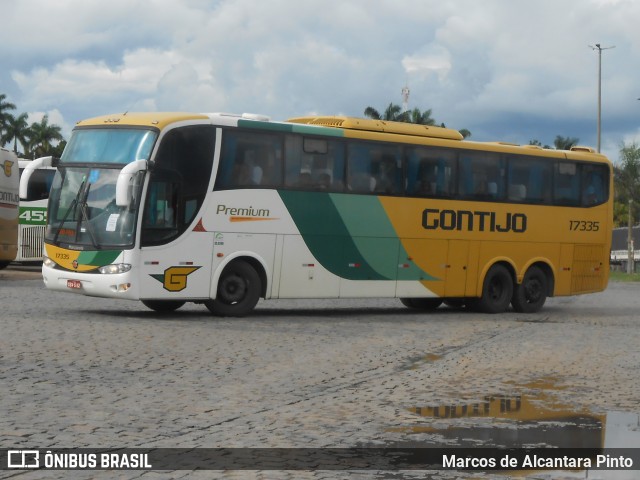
xmin=216 ymin=204 xmax=270 ymax=217
xmin=422 ymin=208 xmax=527 ymax=233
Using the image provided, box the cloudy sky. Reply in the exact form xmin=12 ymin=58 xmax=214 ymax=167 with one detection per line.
xmin=1 ymin=0 xmax=638 ymax=161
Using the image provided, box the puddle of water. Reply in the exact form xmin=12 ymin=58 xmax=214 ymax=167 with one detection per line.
xmin=391 ymin=378 xmax=638 ymax=449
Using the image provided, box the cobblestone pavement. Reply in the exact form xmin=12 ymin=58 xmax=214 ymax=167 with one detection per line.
xmin=1 ymin=265 xmax=639 ymax=479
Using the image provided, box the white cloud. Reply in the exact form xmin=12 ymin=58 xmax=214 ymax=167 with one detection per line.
xmin=2 ymin=0 xmax=640 ymax=157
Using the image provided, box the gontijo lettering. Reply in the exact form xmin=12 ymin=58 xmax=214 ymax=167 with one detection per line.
xmin=422 ymin=209 xmax=527 ymax=233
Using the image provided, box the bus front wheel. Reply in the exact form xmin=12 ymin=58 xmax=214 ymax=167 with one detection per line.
xmin=141 ymin=299 xmax=186 ymax=313
xmin=205 ymin=260 xmax=261 ymax=317
xmin=512 ymin=266 xmax=548 ymax=313
xmin=476 ymin=264 xmax=513 ymax=314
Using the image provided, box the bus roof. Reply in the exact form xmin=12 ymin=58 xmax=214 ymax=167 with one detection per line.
xmin=287 ymin=115 xmax=465 ymax=141
xmin=75 ymin=112 xmax=210 ymax=130
xmin=72 ymin=112 xmax=609 ymax=164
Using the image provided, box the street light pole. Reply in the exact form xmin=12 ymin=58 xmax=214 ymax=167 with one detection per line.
xmin=629 ymin=199 xmax=634 ymax=274
xmin=589 ymin=43 xmax=615 ymax=153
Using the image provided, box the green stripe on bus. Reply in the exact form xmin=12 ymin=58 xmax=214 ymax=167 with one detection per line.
xmin=237 ymin=119 xmax=344 ymax=137
xmin=77 ymin=250 xmax=121 ymax=266
xmin=278 ymin=191 xmax=435 ymax=281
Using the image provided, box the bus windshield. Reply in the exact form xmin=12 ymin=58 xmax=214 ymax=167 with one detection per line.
xmin=46 ymin=167 xmax=141 ymax=248
xmin=61 ymin=128 xmax=157 ymax=164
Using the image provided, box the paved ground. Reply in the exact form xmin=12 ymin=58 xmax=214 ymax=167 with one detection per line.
xmin=1 ymin=265 xmax=639 ymax=479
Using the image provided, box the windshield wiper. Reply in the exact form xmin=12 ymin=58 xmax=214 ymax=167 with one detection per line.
xmin=77 ymin=184 xmax=99 ymax=249
xmin=53 ymin=175 xmax=87 ymax=244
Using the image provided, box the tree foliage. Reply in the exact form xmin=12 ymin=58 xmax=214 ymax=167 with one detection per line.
xmin=553 ymin=135 xmax=579 ymax=150
xmin=0 ymin=93 xmax=65 ymax=158
xmin=364 ymin=102 xmax=471 ymax=138
xmin=613 ymin=142 xmax=640 ymax=227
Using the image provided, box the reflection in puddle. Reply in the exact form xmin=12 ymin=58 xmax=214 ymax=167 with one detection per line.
xmin=393 ymin=378 xmax=640 ymax=450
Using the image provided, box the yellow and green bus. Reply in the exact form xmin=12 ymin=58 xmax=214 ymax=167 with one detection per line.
xmin=39 ymin=112 xmax=612 ymax=315
xmin=0 ymin=148 xmax=20 ymax=269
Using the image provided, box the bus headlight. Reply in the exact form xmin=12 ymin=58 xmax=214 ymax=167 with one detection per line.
xmin=98 ymin=263 xmax=132 ymax=274
xmin=43 ymin=256 xmax=56 ymax=269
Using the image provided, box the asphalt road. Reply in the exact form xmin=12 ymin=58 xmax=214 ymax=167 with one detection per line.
xmin=1 ymin=265 xmax=639 ymax=479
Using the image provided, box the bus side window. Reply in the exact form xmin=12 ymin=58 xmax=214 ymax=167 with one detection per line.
xmin=406 ymin=147 xmax=456 ymax=197
xmin=507 ymin=156 xmax=552 ymax=204
xmin=347 ymin=143 xmax=401 ymax=194
xmin=284 ymin=135 xmax=344 ymax=191
xmin=554 ymin=162 xmax=580 ymax=206
xmin=25 ymin=169 xmax=55 ymax=201
xmin=373 ymin=153 xmax=401 ymax=195
xmin=459 ymin=152 xmax=504 ymax=201
xmin=217 ymin=131 xmax=283 ymax=189
xmin=582 ymin=164 xmax=608 ymax=206
xmin=347 ymin=143 xmax=375 ymax=193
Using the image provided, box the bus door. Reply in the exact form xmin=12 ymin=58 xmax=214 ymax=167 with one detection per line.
xmin=139 ymin=175 xmax=213 ymax=300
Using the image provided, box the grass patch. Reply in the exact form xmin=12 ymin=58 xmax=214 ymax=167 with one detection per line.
xmin=609 ymin=270 xmax=640 ymax=282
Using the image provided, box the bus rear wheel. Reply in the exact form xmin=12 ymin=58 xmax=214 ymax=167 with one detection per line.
xmin=476 ymin=264 xmax=513 ymax=313
xmin=512 ymin=266 xmax=548 ymax=313
xmin=400 ymin=297 xmax=443 ymax=310
xmin=205 ymin=260 xmax=261 ymax=317
xmin=141 ymin=299 xmax=186 ymax=313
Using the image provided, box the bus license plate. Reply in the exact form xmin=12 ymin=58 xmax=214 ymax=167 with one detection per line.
xmin=67 ymin=279 xmax=82 ymax=289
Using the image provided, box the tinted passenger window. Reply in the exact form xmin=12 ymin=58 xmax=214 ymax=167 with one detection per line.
xmin=581 ymin=163 xmax=608 ymax=206
xmin=347 ymin=142 xmax=402 ymax=194
xmin=406 ymin=147 xmax=456 ymax=197
xmin=554 ymin=162 xmax=580 ymax=206
xmin=215 ymin=131 xmax=283 ymax=189
xmin=458 ymin=152 xmax=505 ymax=201
xmin=284 ymin=136 xmax=345 ymax=191
xmin=507 ymin=156 xmax=553 ymax=204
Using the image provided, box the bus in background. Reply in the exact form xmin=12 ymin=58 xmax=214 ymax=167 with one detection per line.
xmin=37 ymin=112 xmax=613 ymax=315
xmin=17 ymin=159 xmax=56 ymax=262
xmin=0 ymin=148 xmax=20 ymax=269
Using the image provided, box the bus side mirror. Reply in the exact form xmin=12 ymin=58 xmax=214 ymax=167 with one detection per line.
xmin=19 ymin=156 xmax=54 ymax=200
xmin=116 ymin=160 xmax=147 ymax=208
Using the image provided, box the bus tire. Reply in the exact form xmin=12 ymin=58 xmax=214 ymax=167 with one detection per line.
xmin=141 ymin=299 xmax=186 ymax=312
xmin=400 ymin=297 xmax=443 ymax=310
xmin=476 ymin=264 xmax=513 ymax=313
xmin=205 ymin=260 xmax=261 ymax=317
xmin=0 ymin=261 xmax=9 ymax=270
xmin=512 ymin=266 xmax=548 ymax=313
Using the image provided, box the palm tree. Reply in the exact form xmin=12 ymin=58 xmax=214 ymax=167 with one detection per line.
xmin=554 ymin=135 xmax=579 ymax=150
xmin=29 ymin=114 xmax=63 ymax=157
xmin=405 ymin=107 xmax=436 ymax=126
xmin=364 ymin=103 xmax=404 ymax=122
xmin=0 ymin=93 xmax=17 ymax=142
xmin=364 ymin=102 xmax=471 ymax=137
xmin=1 ymin=112 xmax=30 ymax=154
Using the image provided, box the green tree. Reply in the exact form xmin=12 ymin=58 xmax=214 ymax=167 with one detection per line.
xmin=29 ymin=114 xmax=63 ymax=157
xmin=614 ymin=142 xmax=640 ymax=227
xmin=1 ymin=112 xmax=30 ymax=154
xmin=0 ymin=93 xmax=17 ymax=141
xmin=553 ymin=135 xmax=579 ymax=150
xmin=402 ymin=107 xmax=436 ymax=125
xmin=364 ymin=103 xmax=470 ymax=137
xmin=364 ymin=103 xmax=404 ymax=121
xmin=529 ymin=139 xmax=552 ymax=149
